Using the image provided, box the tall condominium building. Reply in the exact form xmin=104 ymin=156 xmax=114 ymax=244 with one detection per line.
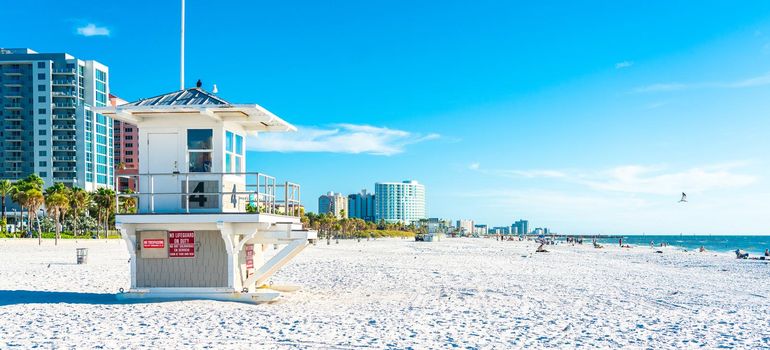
xmin=374 ymin=180 xmax=426 ymax=224
xmin=512 ymin=219 xmax=529 ymax=235
xmin=318 ymin=191 xmax=348 ymax=219
xmin=0 ymin=48 xmax=113 ymax=190
xmin=111 ymin=94 xmax=137 ymax=191
xmin=347 ymin=189 xmax=375 ymax=222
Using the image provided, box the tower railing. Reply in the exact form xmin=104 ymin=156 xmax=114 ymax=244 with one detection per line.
xmin=115 ymin=172 xmax=302 ymax=217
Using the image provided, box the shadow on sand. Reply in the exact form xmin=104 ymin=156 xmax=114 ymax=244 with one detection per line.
xmin=0 ymin=290 xmax=183 ymax=306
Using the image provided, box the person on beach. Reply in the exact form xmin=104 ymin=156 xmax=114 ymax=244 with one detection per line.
xmin=619 ymin=238 xmax=622 ymax=247
xmin=765 ymin=249 xmax=769 ymax=257
xmin=699 ymin=246 xmax=706 ymax=252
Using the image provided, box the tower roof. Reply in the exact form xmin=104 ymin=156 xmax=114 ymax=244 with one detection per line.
xmin=123 ymin=88 xmax=229 ymax=107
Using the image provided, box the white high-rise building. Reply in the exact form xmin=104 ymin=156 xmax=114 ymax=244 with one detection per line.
xmin=0 ymin=48 xmax=112 ymax=190
xmin=374 ymin=180 xmax=425 ymax=224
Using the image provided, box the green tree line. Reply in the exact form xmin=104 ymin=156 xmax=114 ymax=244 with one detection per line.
xmin=301 ymin=210 xmax=421 ymax=244
xmin=0 ymin=174 xmax=136 ymax=243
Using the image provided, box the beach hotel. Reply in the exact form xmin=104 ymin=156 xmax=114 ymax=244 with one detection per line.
xmin=96 ymin=87 xmax=317 ymax=303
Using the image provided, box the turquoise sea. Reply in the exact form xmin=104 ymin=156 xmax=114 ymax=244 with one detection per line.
xmin=594 ymin=235 xmax=770 ymax=256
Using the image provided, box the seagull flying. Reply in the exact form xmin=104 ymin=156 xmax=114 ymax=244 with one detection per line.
xmin=678 ymin=192 xmax=687 ymax=203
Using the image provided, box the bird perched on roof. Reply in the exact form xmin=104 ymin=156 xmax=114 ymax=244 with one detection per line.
xmin=196 ymin=79 xmax=202 ymax=88
xmin=679 ymin=192 xmax=687 ymax=203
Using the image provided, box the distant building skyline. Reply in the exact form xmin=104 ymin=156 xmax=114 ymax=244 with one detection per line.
xmin=513 ymin=220 xmax=529 ymax=235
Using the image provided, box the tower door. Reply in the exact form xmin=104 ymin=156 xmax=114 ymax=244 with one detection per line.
xmin=147 ymin=133 xmax=179 ymax=212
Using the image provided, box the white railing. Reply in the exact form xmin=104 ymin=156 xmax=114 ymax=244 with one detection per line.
xmin=116 ymin=172 xmax=302 ymax=217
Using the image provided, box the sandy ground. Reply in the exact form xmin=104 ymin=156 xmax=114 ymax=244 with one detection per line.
xmin=0 ymin=237 xmax=769 ymax=349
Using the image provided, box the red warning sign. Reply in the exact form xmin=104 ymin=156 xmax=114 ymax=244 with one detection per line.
xmin=168 ymin=231 xmax=195 ymax=258
xmin=245 ymin=244 xmax=254 ymax=269
xmin=143 ymin=239 xmax=165 ymax=249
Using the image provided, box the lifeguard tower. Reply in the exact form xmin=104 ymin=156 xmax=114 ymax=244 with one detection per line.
xmin=96 ymin=87 xmax=316 ymax=303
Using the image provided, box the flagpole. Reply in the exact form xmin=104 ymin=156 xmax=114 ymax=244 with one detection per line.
xmin=180 ymin=0 xmax=185 ymax=90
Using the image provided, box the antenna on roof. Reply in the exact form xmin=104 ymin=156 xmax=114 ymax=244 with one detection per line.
xmin=180 ymin=0 xmax=185 ymax=90
xmin=212 ymin=84 xmax=218 ymax=94
xmin=196 ymin=79 xmax=202 ymax=88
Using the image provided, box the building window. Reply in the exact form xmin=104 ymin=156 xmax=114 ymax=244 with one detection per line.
xmin=125 ymin=143 xmax=133 ymax=148
xmin=125 ymin=150 xmax=133 ymax=155
xmin=37 ymin=62 xmax=46 ymax=69
xmin=38 ymin=108 xmax=46 ymax=114
xmin=38 ymin=130 xmax=46 ymax=136
xmin=39 ymin=140 xmax=46 ymax=146
xmin=39 ymin=161 xmax=46 ymax=167
xmin=37 ymin=73 xmax=45 ymax=80
xmin=39 ymin=172 xmax=47 ymax=177
xmin=38 ymin=85 xmax=45 ymax=91
xmin=124 ymin=135 xmax=133 ymax=140
xmin=39 ymin=151 xmax=46 ymax=156
xmin=38 ymin=96 xmax=46 ymax=103
xmin=38 ymin=119 xmax=46 ymax=125
xmin=187 ymin=129 xmax=212 ymax=172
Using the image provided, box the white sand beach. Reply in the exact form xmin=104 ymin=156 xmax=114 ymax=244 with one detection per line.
xmin=0 ymin=237 xmax=768 ymax=349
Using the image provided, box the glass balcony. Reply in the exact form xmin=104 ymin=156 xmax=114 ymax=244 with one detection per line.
xmin=52 ymin=79 xmax=77 ymax=86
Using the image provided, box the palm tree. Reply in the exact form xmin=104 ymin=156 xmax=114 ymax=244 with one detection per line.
xmin=69 ymin=187 xmax=90 ymax=237
xmin=0 ymin=180 xmax=15 ymax=235
xmin=333 ymin=222 xmax=341 ymax=244
xmin=45 ymin=189 xmax=70 ymax=245
xmin=11 ymin=189 xmax=28 ymax=235
xmin=25 ymin=189 xmax=44 ymax=245
xmin=320 ymin=213 xmax=335 ymax=245
xmin=93 ymin=188 xmax=116 ymax=239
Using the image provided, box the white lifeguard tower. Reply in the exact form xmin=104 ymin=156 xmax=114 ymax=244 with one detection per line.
xmin=96 ymin=87 xmax=316 ymax=303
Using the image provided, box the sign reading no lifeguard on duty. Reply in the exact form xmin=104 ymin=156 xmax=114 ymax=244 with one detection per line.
xmin=169 ymin=231 xmax=196 ymax=258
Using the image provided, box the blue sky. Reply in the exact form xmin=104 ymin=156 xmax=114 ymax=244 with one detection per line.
xmin=5 ymin=1 xmax=770 ymax=234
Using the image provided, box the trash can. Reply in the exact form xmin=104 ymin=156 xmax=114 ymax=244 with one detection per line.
xmin=76 ymin=248 xmax=88 ymax=264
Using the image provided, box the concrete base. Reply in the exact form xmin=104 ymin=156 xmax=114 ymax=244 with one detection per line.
xmin=117 ymin=288 xmax=282 ymax=304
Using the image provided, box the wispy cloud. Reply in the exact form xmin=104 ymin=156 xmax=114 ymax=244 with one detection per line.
xmin=469 ymin=164 xmax=567 ymax=179
xmin=76 ymin=23 xmax=110 ymax=37
xmin=615 ymin=61 xmax=633 ymax=69
xmin=634 ymin=72 xmax=770 ymax=93
xmin=247 ymin=124 xmax=439 ymax=156
xmin=580 ymin=164 xmax=756 ymax=195
xmin=470 ymin=163 xmax=757 ymax=195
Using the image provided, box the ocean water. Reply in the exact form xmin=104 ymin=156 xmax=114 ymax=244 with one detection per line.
xmin=593 ymin=235 xmax=770 ymax=256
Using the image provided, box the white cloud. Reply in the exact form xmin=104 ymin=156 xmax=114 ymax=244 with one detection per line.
xmin=615 ymin=61 xmax=633 ymax=69
xmin=247 ymin=124 xmax=439 ymax=156
xmin=76 ymin=23 xmax=110 ymax=37
xmin=471 ymin=163 xmax=757 ymax=195
xmin=634 ymin=72 xmax=770 ymax=93
xmin=468 ymin=162 xmax=480 ymax=170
